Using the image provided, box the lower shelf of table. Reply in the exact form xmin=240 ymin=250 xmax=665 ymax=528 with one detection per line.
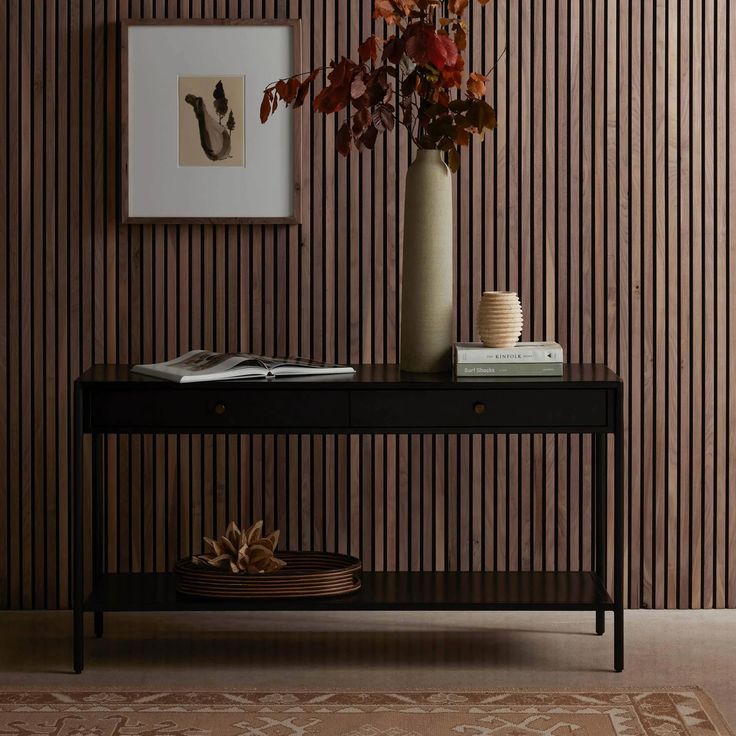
xmin=84 ymin=571 xmax=613 ymax=612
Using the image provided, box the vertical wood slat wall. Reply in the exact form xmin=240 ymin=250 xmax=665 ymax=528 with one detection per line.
xmin=1 ymin=0 xmax=734 ymax=610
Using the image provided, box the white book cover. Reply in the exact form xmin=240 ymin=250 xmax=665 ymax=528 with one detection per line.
xmin=454 ymin=341 xmax=564 ymax=364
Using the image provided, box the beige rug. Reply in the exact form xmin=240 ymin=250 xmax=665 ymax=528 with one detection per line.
xmin=0 ymin=689 xmax=731 ymax=735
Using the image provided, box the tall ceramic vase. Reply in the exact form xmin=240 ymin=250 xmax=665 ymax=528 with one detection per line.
xmin=400 ymin=149 xmax=453 ymax=373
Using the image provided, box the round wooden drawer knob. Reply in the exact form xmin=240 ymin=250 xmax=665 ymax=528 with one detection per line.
xmin=214 ymin=403 xmax=227 ymax=416
xmin=473 ymin=402 xmax=486 ymax=416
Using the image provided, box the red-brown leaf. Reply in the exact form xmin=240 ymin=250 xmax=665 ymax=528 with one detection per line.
xmin=260 ymin=93 xmax=272 ymax=123
xmin=294 ymin=69 xmax=320 ymax=107
xmin=467 ymin=71 xmax=487 ymax=98
xmin=274 ymin=77 xmax=300 ymax=104
xmin=373 ymin=0 xmax=415 ymax=24
xmin=401 ymin=70 xmax=419 ymax=96
xmin=284 ymin=77 xmax=300 ymax=102
xmin=454 ymin=25 xmax=467 ymax=51
xmin=314 ymin=82 xmax=350 ymax=114
xmin=337 ymin=121 xmax=352 ymax=157
xmin=404 ymin=26 xmax=432 ymax=66
xmin=363 ymin=74 xmax=389 ymax=106
xmin=295 ymin=81 xmax=311 ymax=107
xmin=351 ymin=77 xmax=367 ymax=99
xmin=434 ymin=33 xmax=459 ymax=68
xmin=448 ymin=0 xmax=469 ymax=15
xmin=358 ymin=35 xmax=382 ymax=62
xmin=439 ymin=56 xmax=464 ymax=87
xmin=373 ymin=0 xmax=396 ymax=22
xmin=437 ymin=90 xmax=451 ymax=107
xmin=400 ymin=95 xmax=413 ymax=126
xmin=454 ymin=124 xmax=470 ymax=147
xmin=383 ymin=35 xmax=405 ymax=64
xmin=352 ymin=107 xmax=371 ymax=135
xmin=327 ymin=58 xmax=354 ymax=87
xmin=404 ymin=25 xmax=430 ymax=66
xmin=466 ymin=99 xmax=497 ymax=133
xmin=372 ymin=103 xmax=395 ymax=132
xmin=448 ymin=98 xmax=472 ymax=112
xmin=378 ymin=0 xmax=402 ymax=23
xmin=447 ymin=146 xmax=460 ymax=172
xmin=405 ymin=25 xmax=458 ymax=70
xmin=361 ymin=124 xmax=379 ymax=150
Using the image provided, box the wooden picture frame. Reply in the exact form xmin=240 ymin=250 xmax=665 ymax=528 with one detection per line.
xmin=121 ymin=18 xmax=302 ymax=225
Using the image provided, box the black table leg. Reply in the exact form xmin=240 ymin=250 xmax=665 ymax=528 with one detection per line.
xmin=595 ymin=432 xmax=607 ymax=636
xmin=73 ymin=386 xmax=84 ymax=674
xmin=614 ymin=389 xmax=624 ymax=672
xmin=94 ymin=612 xmax=104 ymax=639
xmin=92 ymin=434 xmax=104 ymax=639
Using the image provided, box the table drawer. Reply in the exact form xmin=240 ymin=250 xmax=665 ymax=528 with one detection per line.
xmin=350 ymin=389 xmax=608 ymax=430
xmin=87 ymin=389 xmax=349 ymax=431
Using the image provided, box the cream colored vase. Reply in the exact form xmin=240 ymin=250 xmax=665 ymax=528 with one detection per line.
xmin=477 ymin=291 xmax=523 ymax=347
xmin=400 ymin=150 xmax=453 ymax=373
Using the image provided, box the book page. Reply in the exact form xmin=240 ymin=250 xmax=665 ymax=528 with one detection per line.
xmin=154 ymin=351 xmax=262 ymax=377
xmin=242 ymin=355 xmax=347 ymax=372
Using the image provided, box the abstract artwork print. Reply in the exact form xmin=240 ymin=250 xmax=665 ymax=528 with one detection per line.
xmin=178 ymin=75 xmax=245 ymax=166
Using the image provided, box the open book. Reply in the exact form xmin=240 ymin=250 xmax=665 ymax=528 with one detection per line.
xmin=131 ymin=350 xmax=355 ymax=383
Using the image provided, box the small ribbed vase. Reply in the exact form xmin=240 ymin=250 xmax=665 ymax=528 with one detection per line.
xmin=477 ymin=291 xmax=523 ymax=347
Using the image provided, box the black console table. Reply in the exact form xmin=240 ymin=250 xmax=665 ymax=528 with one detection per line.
xmin=73 ymin=364 xmax=624 ymax=673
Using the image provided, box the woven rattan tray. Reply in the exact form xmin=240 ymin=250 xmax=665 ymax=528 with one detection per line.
xmin=175 ymin=551 xmax=361 ymax=599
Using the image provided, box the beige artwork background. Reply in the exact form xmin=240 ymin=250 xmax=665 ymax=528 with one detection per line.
xmin=178 ymin=75 xmax=245 ymax=167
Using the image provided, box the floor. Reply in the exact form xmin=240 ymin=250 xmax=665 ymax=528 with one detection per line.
xmin=1 ymin=610 xmax=735 ymax=726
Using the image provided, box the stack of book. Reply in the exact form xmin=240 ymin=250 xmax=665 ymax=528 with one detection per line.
xmin=453 ymin=341 xmax=564 ymax=377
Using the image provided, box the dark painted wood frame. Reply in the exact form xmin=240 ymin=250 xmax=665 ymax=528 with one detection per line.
xmin=120 ymin=18 xmax=302 ymax=225
xmin=73 ymin=364 xmax=625 ymax=674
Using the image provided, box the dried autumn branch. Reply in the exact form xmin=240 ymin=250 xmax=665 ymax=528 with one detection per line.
xmin=261 ymin=0 xmax=499 ymax=172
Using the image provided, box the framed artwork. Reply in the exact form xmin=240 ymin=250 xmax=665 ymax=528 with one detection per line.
xmin=122 ymin=19 xmax=301 ymax=224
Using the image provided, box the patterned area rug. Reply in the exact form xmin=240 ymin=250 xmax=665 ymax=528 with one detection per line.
xmin=0 ymin=689 xmax=731 ymax=735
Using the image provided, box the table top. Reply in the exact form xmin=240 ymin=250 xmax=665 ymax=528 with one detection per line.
xmin=77 ymin=363 xmax=622 ymax=389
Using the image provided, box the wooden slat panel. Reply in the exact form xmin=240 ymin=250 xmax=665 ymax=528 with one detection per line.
xmin=714 ymin=0 xmax=728 ymax=612
xmin=665 ymin=0 xmax=679 ymax=610
xmin=1 ymin=0 xmax=735 ymax=610
xmin=0 ymin=0 xmax=9 ymax=610
xmin=728 ymin=0 xmax=736 ymax=610
xmin=7 ymin=0 xmax=21 ymax=609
